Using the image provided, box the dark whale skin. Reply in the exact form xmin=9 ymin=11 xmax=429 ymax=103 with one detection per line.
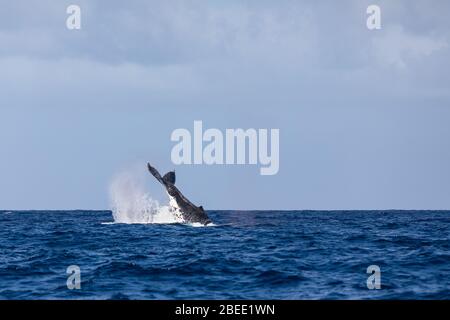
xmin=147 ymin=163 xmax=212 ymax=225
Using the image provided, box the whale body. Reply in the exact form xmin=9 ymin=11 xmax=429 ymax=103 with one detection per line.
xmin=147 ymin=163 xmax=212 ymax=225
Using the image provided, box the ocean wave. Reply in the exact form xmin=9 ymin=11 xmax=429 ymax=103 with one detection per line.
xmin=0 ymin=210 xmax=449 ymax=299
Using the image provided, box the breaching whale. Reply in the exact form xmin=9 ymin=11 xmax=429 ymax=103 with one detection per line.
xmin=147 ymin=163 xmax=212 ymax=225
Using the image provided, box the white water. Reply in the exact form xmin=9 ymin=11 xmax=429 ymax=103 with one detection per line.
xmin=109 ymin=171 xmax=183 ymax=224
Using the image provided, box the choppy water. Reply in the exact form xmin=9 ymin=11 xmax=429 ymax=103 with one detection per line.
xmin=0 ymin=210 xmax=448 ymax=299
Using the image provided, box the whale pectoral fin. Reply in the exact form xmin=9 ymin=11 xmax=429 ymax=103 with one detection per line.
xmin=147 ymin=163 xmax=165 ymax=185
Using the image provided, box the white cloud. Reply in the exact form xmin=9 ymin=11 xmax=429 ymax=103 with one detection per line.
xmin=371 ymin=25 xmax=448 ymax=69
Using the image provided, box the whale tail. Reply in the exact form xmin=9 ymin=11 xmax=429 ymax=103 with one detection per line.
xmin=162 ymin=171 xmax=176 ymax=185
xmin=147 ymin=162 xmax=211 ymax=225
xmin=147 ymin=163 xmax=176 ymax=185
xmin=146 ymin=164 xmax=165 ymax=183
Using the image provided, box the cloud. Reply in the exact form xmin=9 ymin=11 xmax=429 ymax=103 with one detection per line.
xmin=371 ymin=25 xmax=448 ymax=69
xmin=0 ymin=1 xmax=319 ymax=67
xmin=1 ymin=1 xmax=448 ymax=75
xmin=1 ymin=1 xmax=450 ymax=209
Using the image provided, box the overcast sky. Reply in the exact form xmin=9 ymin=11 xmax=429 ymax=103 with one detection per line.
xmin=1 ymin=0 xmax=450 ymax=210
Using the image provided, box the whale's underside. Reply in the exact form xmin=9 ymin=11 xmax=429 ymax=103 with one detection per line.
xmin=147 ymin=163 xmax=212 ymax=225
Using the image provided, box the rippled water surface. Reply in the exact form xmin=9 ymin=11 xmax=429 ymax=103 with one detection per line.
xmin=0 ymin=210 xmax=448 ymax=299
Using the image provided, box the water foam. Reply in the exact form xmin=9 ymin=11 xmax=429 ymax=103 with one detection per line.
xmin=109 ymin=171 xmax=183 ymax=224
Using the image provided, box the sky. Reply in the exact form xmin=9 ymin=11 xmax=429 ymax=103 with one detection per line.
xmin=1 ymin=0 xmax=450 ymax=210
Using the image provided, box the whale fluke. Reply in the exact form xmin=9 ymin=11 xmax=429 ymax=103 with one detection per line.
xmin=147 ymin=163 xmax=212 ymax=225
xmin=162 ymin=171 xmax=176 ymax=185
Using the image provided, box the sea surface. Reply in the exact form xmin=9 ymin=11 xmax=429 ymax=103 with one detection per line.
xmin=0 ymin=210 xmax=449 ymax=299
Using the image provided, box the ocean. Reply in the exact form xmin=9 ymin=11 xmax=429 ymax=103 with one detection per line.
xmin=0 ymin=210 xmax=448 ymax=299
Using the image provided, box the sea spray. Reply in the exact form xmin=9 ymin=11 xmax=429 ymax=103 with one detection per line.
xmin=109 ymin=171 xmax=182 ymax=224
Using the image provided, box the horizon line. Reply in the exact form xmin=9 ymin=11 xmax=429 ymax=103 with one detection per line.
xmin=1 ymin=208 xmax=450 ymax=212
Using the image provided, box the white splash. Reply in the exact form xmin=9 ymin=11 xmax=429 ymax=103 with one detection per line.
xmin=109 ymin=171 xmax=183 ymax=224
xmin=189 ymin=222 xmax=217 ymax=227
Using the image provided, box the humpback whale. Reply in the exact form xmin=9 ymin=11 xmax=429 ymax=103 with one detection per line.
xmin=147 ymin=163 xmax=212 ymax=225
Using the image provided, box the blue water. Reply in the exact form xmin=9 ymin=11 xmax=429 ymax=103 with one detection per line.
xmin=0 ymin=210 xmax=448 ymax=299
